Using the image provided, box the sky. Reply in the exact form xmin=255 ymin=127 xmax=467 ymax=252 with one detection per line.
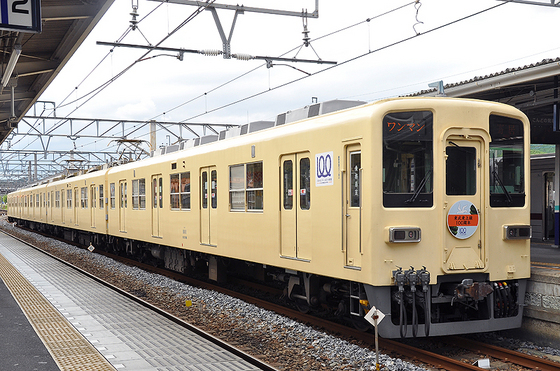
xmin=9 ymin=0 xmax=560 ymax=156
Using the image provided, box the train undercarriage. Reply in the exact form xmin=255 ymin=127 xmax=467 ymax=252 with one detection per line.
xmin=11 ymin=218 xmax=526 ymax=339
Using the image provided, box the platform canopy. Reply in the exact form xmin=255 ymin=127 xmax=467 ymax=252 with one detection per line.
xmin=0 ymin=0 xmax=114 ymax=146
xmin=415 ymin=58 xmax=560 ymax=144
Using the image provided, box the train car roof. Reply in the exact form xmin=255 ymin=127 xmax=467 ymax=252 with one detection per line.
xmin=11 ymin=96 xmax=528 ymax=189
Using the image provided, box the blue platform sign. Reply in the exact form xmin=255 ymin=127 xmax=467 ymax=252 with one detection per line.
xmin=0 ymin=0 xmax=41 ymax=33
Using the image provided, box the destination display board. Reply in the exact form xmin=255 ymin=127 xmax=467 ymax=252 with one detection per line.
xmin=0 ymin=0 xmax=41 ymax=33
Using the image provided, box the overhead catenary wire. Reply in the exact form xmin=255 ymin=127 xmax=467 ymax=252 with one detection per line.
xmin=94 ymin=0 xmax=511 ymax=154
xmin=7 ymin=2 xmax=167 ymax=151
xmin=10 ymin=1 xmax=512 ymax=162
xmin=9 ymin=1 xmax=214 ymax=160
xmin=65 ymin=0 xmax=512 ymax=156
xmin=177 ymin=1 xmax=510 ymax=123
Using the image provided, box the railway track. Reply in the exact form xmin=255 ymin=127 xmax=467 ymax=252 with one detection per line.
xmin=82 ymin=248 xmax=560 ymax=371
xmin=3 ymin=222 xmax=560 ymax=371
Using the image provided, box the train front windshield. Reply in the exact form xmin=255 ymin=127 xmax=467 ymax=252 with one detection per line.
xmin=382 ymin=111 xmax=433 ymax=208
xmin=489 ymin=115 xmax=525 ymax=207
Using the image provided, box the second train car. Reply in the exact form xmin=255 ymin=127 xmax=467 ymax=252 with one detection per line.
xmin=8 ymin=97 xmax=531 ymax=338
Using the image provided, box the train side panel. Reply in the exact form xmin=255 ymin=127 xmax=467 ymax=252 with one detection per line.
xmin=7 ymin=97 xmax=531 ymax=339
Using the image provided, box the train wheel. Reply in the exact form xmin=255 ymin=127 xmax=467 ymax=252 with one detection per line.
xmin=351 ymin=317 xmax=371 ymax=332
xmin=295 ymin=299 xmax=310 ymax=314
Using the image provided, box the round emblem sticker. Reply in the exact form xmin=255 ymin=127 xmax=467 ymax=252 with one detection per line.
xmin=447 ymin=200 xmax=479 ymax=239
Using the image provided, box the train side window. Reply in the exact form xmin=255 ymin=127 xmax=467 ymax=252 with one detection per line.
xmin=229 ymin=165 xmax=245 ymax=210
xmin=171 ymin=173 xmax=190 ymax=210
xmin=489 ymin=115 xmax=525 ymax=207
xmin=382 ymin=111 xmax=433 ymax=208
xmin=283 ymin=160 xmax=293 ymax=210
xmin=229 ymin=162 xmax=263 ymax=211
xmin=170 ymin=174 xmax=180 ymax=209
xmin=181 ymin=172 xmax=190 ymax=210
xmin=247 ymin=162 xmax=263 ymax=210
xmin=110 ymin=183 xmax=116 ymax=209
xmin=132 ymin=179 xmax=146 ymax=210
xmin=300 ymin=158 xmax=311 ymax=210
xmin=446 ymin=146 xmax=476 ymax=195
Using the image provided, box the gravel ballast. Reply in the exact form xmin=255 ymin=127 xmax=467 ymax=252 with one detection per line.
xmin=0 ymin=218 xmax=430 ymax=371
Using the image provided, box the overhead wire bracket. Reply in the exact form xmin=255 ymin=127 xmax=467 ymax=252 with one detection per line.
xmin=143 ymin=0 xmax=331 ymax=64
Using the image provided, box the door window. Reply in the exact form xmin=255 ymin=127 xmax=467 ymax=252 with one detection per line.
xmin=299 ymin=158 xmax=311 ymax=210
xmin=202 ymin=172 xmax=208 ymax=209
xmin=446 ymin=145 xmax=477 ymax=195
xmin=211 ymin=170 xmax=217 ymax=209
xmin=350 ymin=152 xmax=361 ymax=207
xmin=283 ymin=160 xmax=293 ymax=210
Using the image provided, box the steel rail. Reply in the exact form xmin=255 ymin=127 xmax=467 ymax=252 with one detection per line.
xmin=0 ymin=228 xmax=278 ymax=371
xmin=6 ymin=223 xmax=559 ymax=371
xmin=448 ymin=336 xmax=560 ymax=371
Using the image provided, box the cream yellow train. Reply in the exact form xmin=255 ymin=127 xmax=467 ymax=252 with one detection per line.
xmin=8 ymin=97 xmax=531 ymax=338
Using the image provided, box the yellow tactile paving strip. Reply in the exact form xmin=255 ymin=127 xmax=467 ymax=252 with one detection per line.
xmin=0 ymin=252 xmax=117 ymax=371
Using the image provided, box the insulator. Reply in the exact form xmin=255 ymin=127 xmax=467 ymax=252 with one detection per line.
xmin=233 ymin=53 xmax=253 ymax=61
xmin=201 ymin=50 xmax=221 ymax=57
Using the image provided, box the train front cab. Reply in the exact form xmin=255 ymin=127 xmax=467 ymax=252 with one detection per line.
xmin=364 ymin=100 xmax=531 ymax=338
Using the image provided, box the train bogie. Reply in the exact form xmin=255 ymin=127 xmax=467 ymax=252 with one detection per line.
xmin=8 ymin=97 xmax=531 ymax=338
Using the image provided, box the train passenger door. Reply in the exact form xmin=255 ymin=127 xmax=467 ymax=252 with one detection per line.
xmin=61 ymin=191 xmax=65 ymax=224
xmin=49 ymin=191 xmax=54 ymax=222
xmin=151 ymin=175 xmax=163 ymax=238
xmin=90 ymin=185 xmax=96 ymax=228
xmin=280 ymin=154 xmax=312 ymax=260
xmin=443 ymin=137 xmax=485 ymax=272
xmin=200 ymin=167 xmax=217 ymax=246
xmin=344 ymin=146 xmax=362 ymax=268
xmin=119 ymin=180 xmax=127 ymax=232
xmin=74 ymin=188 xmax=79 ymax=225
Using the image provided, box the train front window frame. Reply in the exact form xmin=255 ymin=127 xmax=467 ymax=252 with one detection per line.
xmin=489 ymin=115 xmax=525 ymax=207
xmin=382 ymin=110 xmax=433 ymax=208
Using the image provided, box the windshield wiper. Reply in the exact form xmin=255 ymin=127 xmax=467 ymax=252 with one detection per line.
xmin=405 ymin=170 xmax=431 ymax=204
xmin=492 ymin=168 xmax=513 ymax=204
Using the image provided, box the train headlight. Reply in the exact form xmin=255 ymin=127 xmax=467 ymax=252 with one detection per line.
xmin=503 ymin=225 xmax=532 ymax=240
xmin=388 ymin=227 xmax=421 ymax=243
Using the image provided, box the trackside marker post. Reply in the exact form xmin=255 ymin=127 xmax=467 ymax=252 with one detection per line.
xmin=365 ymin=306 xmax=385 ymax=370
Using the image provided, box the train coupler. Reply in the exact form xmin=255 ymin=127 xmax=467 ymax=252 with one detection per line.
xmin=454 ymin=279 xmax=493 ymax=302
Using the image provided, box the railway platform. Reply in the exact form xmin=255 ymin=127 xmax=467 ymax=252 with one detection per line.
xmin=516 ymin=242 xmax=560 ymax=349
xmin=0 ymin=232 xmax=267 ymax=371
